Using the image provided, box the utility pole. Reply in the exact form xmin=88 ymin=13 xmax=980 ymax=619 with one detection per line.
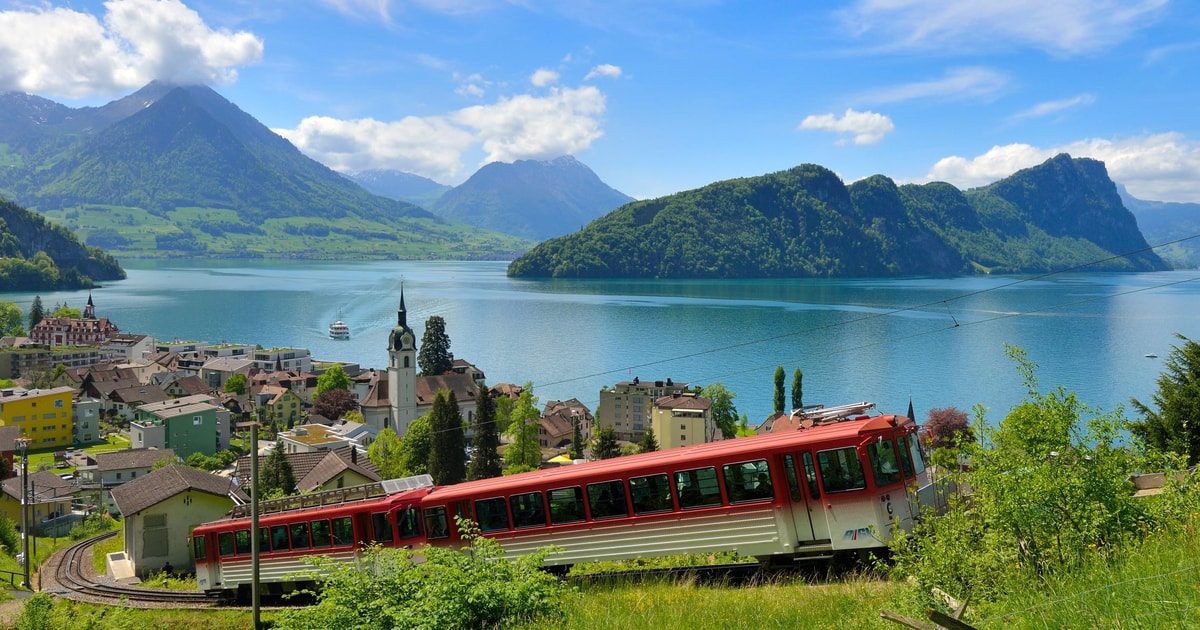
xmin=251 ymin=409 xmax=262 ymax=629
xmin=18 ymin=438 xmax=31 ymax=590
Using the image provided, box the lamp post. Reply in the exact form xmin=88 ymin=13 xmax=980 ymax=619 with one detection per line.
xmin=17 ymin=438 xmax=30 ymax=590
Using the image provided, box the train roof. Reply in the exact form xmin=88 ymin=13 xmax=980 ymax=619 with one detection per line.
xmin=429 ymin=413 xmax=913 ymax=503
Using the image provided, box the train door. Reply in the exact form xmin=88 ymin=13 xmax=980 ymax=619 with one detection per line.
xmin=781 ymin=453 xmax=829 ymax=544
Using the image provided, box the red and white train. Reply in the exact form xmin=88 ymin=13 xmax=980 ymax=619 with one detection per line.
xmin=191 ymin=402 xmax=935 ymax=596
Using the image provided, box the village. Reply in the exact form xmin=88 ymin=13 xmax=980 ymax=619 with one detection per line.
xmin=0 ymin=290 xmax=730 ymax=584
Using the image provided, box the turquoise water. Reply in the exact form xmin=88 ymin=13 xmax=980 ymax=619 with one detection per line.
xmin=8 ymin=260 xmax=1200 ymax=425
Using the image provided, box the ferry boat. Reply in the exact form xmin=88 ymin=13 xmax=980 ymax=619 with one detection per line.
xmin=329 ymin=317 xmax=350 ymax=340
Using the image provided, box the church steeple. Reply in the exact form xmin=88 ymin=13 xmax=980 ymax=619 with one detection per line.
xmin=397 ymin=285 xmax=408 ymax=328
xmin=388 ymin=284 xmax=416 ymax=352
xmin=83 ymin=292 xmax=96 ymax=319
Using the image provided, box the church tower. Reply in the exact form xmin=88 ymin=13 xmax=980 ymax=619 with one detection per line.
xmin=387 ymin=287 xmax=419 ymax=435
xmin=83 ymin=293 xmax=96 ymax=319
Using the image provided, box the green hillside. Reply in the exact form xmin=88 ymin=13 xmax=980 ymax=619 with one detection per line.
xmin=508 ymin=154 xmax=1167 ymax=278
xmin=0 ymin=196 xmax=125 ymax=291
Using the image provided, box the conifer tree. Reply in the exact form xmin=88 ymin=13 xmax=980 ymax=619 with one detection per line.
xmin=261 ymin=439 xmax=296 ymax=497
xmin=773 ymin=365 xmax=786 ymax=415
xmin=593 ymin=427 xmax=621 ymax=460
xmin=569 ymin=414 xmax=584 ymax=460
xmin=28 ymin=295 xmax=45 ymax=330
xmin=638 ymin=427 xmax=659 ymax=453
xmin=428 ymin=390 xmax=466 ymax=485
xmin=791 ymin=367 xmax=803 ymax=411
xmin=1132 ymin=333 xmax=1200 ymax=465
xmin=468 ymin=388 xmax=502 ymax=480
xmin=418 ymin=315 xmax=454 ymax=375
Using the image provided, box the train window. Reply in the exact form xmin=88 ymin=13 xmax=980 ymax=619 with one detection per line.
xmin=510 ymin=492 xmax=547 ymax=528
xmin=331 ymin=517 xmax=354 ymax=546
xmin=586 ymin=480 xmax=629 ymax=520
xmin=723 ymin=460 xmax=774 ymax=503
xmin=675 ymin=467 xmax=722 ymax=509
xmin=258 ymin=527 xmax=271 ymax=554
xmin=234 ymin=529 xmax=252 ymax=555
xmin=425 ymin=506 xmax=450 ymax=539
xmin=548 ymin=487 xmax=586 ymax=524
xmin=629 ymin=474 xmax=673 ymax=514
xmin=372 ymin=512 xmax=394 ymax=543
xmin=783 ymin=455 xmax=803 ymax=502
xmin=868 ymin=440 xmax=902 ymax=487
xmin=398 ymin=507 xmax=422 ymax=539
xmin=218 ymin=532 xmax=235 ymax=556
xmin=291 ymin=522 xmax=311 ymax=550
xmin=311 ymin=520 xmax=331 ymax=547
xmin=193 ymin=535 xmax=207 ymax=561
xmin=475 ymin=498 xmax=511 ymax=532
xmin=270 ymin=525 xmax=289 ymax=552
xmin=802 ymin=452 xmax=821 ymax=499
xmin=906 ymin=433 xmax=926 ymax=475
xmin=818 ymin=448 xmax=866 ymax=492
xmin=897 ymin=436 xmax=914 ymax=477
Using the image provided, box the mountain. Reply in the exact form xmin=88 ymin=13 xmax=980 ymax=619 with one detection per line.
xmin=345 ymin=169 xmax=451 ymax=209
xmin=430 ymin=156 xmax=635 ymax=241
xmin=0 ymin=82 xmax=533 ymax=259
xmin=0 ymin=196 xmax=125 ymax=290
xmin=1119 ymin=185 xmax=1200 ymax=269
xmin=508 ymin=154 xmax=1167 ymax=278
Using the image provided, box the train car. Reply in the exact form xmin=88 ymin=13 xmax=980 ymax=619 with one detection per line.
xmin=418 ymin=402 xmax=930 ymax=568
xmin=191 ymin=476 xmax=435 ymax=597
xmin=192 ymin=402 xmax=932 ymax=596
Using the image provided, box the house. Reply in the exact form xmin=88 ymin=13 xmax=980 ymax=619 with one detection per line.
xmin=597 ymin=377 xmax=691 ymax=442
xmin=72 ymin=396 xmax=105 ymax=445
xmin=156 ymin=374 xmax=212 ymax=398
xmin=199 ymin=357 xmax=255 ymax=390
xmin=253 ymin=385 xmax=304 ymax=429
xmin=76 ymin=448 xmax=176 ymax=514
xmin=102 ymin=334 xmax=155 ymax=362
xmin=110 ymin=464 xmax=246 ymax=577
xmin=28 ymin=295 xmax=119 ymax=347
xmin=0 ymin=386 xmax=75 ymax=449
xmin=131 ymin=395 xmax=229 ymax=458
xmin=0 ymin=425 xmax=19 ymax=476
xmin=1 ymin=470 xmax=78 ymax=536
xmin=251 ymin=347 xmax=312 ymax=374
xmin=234 ymin=446 xmax=381 ymax=493
xmin=649 ymin=392 xmax=714 ymax=449
xmin=538 ymin=399 xmax=593 ymax=449
xmin=278 ymin=423 xmax=351 ymax=454
xmin=0 ymin=342 xmax=112 ymax=380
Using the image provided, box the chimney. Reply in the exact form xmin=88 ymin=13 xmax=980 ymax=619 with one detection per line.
xmin=351 ymin=448 xmax=358 ymax=464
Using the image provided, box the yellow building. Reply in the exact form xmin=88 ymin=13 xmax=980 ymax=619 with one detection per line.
xmin=649 ymin=392 xmax=714 ymax=450
xmin=0 ymin=386 xmax=76 ymax=448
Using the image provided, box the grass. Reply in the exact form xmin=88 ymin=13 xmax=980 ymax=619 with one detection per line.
xmin=92 ymin=522 xmax=124 ymax=574
xmin=24 ymin=433 xmax=130 ymax=474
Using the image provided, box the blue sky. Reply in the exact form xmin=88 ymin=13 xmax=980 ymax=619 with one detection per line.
xmin=2 ymin=0 xmax=1199 ymax=204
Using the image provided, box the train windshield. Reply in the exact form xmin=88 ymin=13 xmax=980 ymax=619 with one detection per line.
xmin=906 ymin=433 xmax=926 ymax=475
xmin=867 ymin=439 xmax=902 ymax=487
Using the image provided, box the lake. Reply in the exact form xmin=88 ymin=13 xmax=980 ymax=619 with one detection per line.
xmin=7 ymin=260 xmax=1200 ymax=426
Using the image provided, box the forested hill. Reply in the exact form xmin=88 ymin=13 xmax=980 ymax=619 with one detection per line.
xmin=0 ymin=197 xmax=125 ymax=290
xmin=507 ymin=154 xmax=1167 ymax=279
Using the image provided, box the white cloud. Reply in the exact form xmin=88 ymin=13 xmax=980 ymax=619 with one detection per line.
xmin=844 ymin=0 xmax=1167 ymax=56
xmin=585 ymin=64 xmax=622 ymax=80
xmin=530 ymin=68 xmax=560 ymax=87
xmin=453 ymin=86 xmax=606 ymax=164
xmin=860 ymin=67 xmax=1008 ymax=105
xmin=0 ymin=0 xmax=263 ymax=99
xmin=1010 ymin=93 xmax=1096 ymax=120
xmin=924 ymin=133 xmax=1200 ymax=202
xmin=277 ymin=85 xmax=607 ymax=181
xmin=275 ymin=115 xmax=476 ymax=182
xmin=798 ymin=108 xmax=894 ymax=145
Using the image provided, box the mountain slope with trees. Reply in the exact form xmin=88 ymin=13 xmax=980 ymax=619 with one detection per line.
xmin=1120 ymin=185 xmax=1200 ymax=269
xmin=508 ymin=154 xmax=1167 ymax=278
xmin=0 ymin=196 xmax=125 ymax=290
xmin=0 ymin=82 xmax=532 ymax=259
xmin=431 ymin=156 xmax=635 ymax=241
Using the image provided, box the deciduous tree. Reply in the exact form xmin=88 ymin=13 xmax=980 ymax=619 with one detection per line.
xmin=924 ymin=407 xmax=974 ymax=449
xmin=0 ymin=302 xmax=23 ymax=336
xmin=429 ymin=390 xmax=466 ymax=485
xmin=396 ymin=415 xmax=431 ymax=476
xmin=468 ymin=388 xmax=503 ymax=480
xmin=1131 ymin=333 xmax=1200 ymax=465
xmin=313 ymin=388 xmax=357 ymax=421
xmin=703 ymin=382 xmax=739 ymax=439
xmin=223 ymin=373 xmax=247 ymax=395
xmin=315 ymin=364 xmax=350 ymax=396
xmin=418 ymin=315 xmax=453 ymax=375
xmin=504 ymin=386 xmax=542 ymax=471
xmin=368 ymin=427 xmax=405 ymax=480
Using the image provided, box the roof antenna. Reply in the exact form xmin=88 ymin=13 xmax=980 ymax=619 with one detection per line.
xmin=943 ymin=301 xmax=960 ymax=327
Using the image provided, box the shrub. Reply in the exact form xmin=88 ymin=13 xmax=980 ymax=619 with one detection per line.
xmin=277 ymin=518 xmax=565 ymax=630
xmin=15 ymin=593 xmax=54 ymax=630
xmin=70 ymin=512 xmax=116 ymax=540
xmin=0 ymin=516 xmax=19 ymax=556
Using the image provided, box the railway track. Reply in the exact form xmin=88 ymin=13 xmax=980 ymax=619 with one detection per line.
xmin=43 ymin=530 xmax=220 ymax=608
